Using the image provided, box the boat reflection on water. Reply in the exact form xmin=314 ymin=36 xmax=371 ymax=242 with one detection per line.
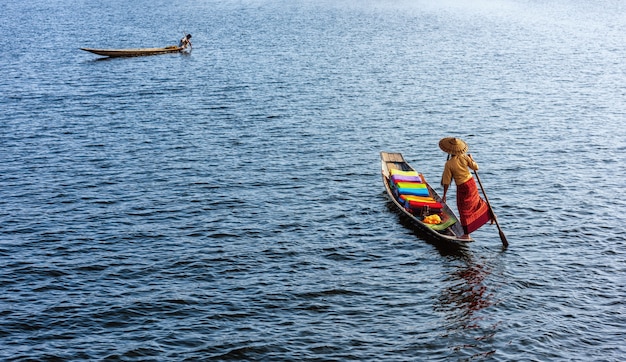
xmin=434 ymin=255 xmax=500 ymax=359
xmin=383 ymin=196 xmax=501 ymax=357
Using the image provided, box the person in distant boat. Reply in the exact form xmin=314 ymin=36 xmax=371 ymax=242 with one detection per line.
xmin=439 ymin=137 xmax=493 ymax=239
xmin=179 ymin=34 xmax=192 ymax=50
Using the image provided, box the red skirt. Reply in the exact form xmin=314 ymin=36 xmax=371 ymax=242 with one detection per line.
xmin=456 ymin=178 xmax=491 ymax=234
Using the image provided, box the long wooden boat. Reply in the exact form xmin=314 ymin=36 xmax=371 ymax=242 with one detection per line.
xmin=381 ymin=151 xmax=472 ymax=244
xmin=80 ymin=46 xmax=183 ymax=57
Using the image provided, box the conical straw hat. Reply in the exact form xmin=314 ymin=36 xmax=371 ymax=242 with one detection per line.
xmin=438 ymin=137 xmax=468 ymax=155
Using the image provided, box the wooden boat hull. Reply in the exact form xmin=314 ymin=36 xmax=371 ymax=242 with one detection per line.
xmin=80 ymin=46 xmax=183 ymax=57
xmin=380 ymin=151 xmax=471 ymax=244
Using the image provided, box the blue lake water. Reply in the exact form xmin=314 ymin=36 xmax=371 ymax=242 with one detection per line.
xmin=1 ymin=0 xmax=625 ymax=360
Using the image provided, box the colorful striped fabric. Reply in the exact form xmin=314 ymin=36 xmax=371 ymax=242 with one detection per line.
xmin=399 ymin=195 xmax=443 ymax=209
xmin=388 ymin=167 xmax=454 ymax=227
xmin=389 ymin=169 xmax=419 ymax=177
xmin=390 ymin=170 xmax=428 ymax=197
xmin=394 ymin=181 xmax=426 ymax=189
xmin=395 ymin=186 xmax=429 ymax=197
xmin=399 ymin=195 xmax=437 ymax=203
xmin=390 ymin=174 xmax=423 ymax=184
xmin=390 ymin=175 xmax=422 ymax=184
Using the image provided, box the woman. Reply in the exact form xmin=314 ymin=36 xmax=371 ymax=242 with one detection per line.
xmin=439 ymin=137 xmax=492 ymax=239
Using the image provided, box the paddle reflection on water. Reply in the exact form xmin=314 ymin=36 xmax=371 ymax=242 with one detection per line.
xmin=435 ymin=255 xmax=499 ymax=359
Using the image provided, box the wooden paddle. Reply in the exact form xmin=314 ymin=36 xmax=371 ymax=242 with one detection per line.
xmin=473 ymin=170 xmax=509 ymax=248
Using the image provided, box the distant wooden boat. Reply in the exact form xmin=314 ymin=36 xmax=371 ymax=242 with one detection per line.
xmin=381 ymin=151 xmax=472 ymax=244
xmin=80 ymin=45 xmax=184 ymax=57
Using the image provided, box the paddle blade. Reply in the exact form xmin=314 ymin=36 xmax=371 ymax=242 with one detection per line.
xmin=499 ymin=229 xmax=509 ymax=248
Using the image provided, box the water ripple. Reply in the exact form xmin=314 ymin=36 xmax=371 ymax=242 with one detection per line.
xmin=1 ymin=0 xmax=626 ymax=361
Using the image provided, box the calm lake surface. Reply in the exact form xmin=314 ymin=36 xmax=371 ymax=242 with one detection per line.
xmin=1 ymin=0 xmax=625 ymax=360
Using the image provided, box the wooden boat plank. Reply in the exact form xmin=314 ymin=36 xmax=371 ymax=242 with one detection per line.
xmin=381 ymin=152 xmax=405 ymax=163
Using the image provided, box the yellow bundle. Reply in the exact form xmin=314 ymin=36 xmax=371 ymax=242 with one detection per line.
xmin=423 ymin=214 xmax=442 ymax=224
